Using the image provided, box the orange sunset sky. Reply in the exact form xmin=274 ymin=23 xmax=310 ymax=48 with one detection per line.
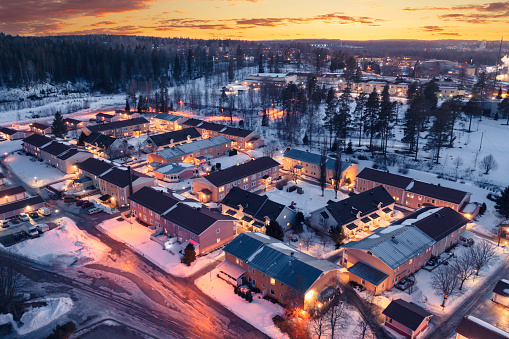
xmin=0 ymin=0 xmax=506 ymax=40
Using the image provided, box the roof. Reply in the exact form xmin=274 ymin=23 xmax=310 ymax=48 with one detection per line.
xmin=63 ymin=118 xmax=81 ymax=125
xmin=324 ymin=186 xmax=395 ymax=226
xmin=22 ymin=134 xmax=52 ymax=148
xmin=348 ymin=261 xmax=388 ymax=286
xmin=223 ymin=232 xmax=339 ymax=294
xmin=0 ymin=195 xmax=45 ymax=215
xmin=162 ymin=204 xmax=232 ymax=235
xmin=31 ymin=122 xmax=51 ymax=130
xmin=284 ymin=149 xmax=353 ymax=171
xmin=100 ymin=167 xmax=148 ymax=188
xmin=128 ymin=187 xmax=181 ymax=215
xmin=493 ymin=279 xmax=509 ymax=297
xmin=455 ymin=316 xmax=509 ymax=339
xmin=84 ymin=132 xmax=117 ymax=149
xmin=87 ymin=118 xmax=149 ymax=133
xmin=392 ymin=207 xmax=469 ymax=242
xmin=42 ymin=141 xmax=71 ymax=156
xmin=221 ymin=187 xmax=287 ymax=221
xmin=154 ymin=113 xmax=182 ymax=122
xmin=147 ymin=128 xmax=201 ymax=147
xmin=0 ymin=185 xmax=26 ymax=196
xmin=182 ymin=118 xmax=257 ymax=138
xmin=357 ymin=168 xmax=413 ymax=189
xmin=0 ymin=127 xmax=18 ymax=135
xmin=154 ymin=163 xmax=195 ymax=175
xmin=57 ymin=148 xmax=85 ymax=161
xmin=96 ymin=113 xmax=114 ymax=118
xmin=342 ymin=226 xmax=435 ymax=270
xmin=76 ymin=158 xmax=114 ymax=177
xmin=155 ymin=136 xmax=231 ymax=160
xmin=382 ymin=299 xmax=432 ymax=331
xmin=202 ymin=157 xmax=280 ymax=187
xmin=217 ymin=260 xmax=246 ymax=280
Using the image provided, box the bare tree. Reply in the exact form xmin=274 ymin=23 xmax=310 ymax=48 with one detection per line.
xmin=357 ymin=294 xmax=376 ymax=339
xmin=451 ymin=251 xmax=476 ymax=290
xmin=262 ymin=144 xmax=277 ymax=159
xmin=309 ymin=307 xmax=326 ymax=339
xmin=471 ymin=239 xmax=497 ymax=275
xmin=319 ymin=140 xmax=328 ymax=197
xmin=326 ymin=298 xmax=344 ymax=339
xmin=430 ymin=265 xmax=459 ymax=308
xmin=453 ymin=156 xmax=463 ymax=179
xmin=289 ymin=166 xmax=300 ymax=184
xmin=480 ymin=154 xmax=498 ymax=174
xmin=118 ymin=140 xmax=132 ymax=162
xmin=0 ymin=258 xmax=26 ymax=316
xmin=302 ymin=235 xmax=314 ymax=251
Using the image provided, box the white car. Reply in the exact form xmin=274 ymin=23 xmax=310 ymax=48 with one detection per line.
xmin=19 ymin=213 xmax=29 ymax=222
xmin=87 ymin=207 xmax=103 ymax=215
xmin=37 ymin=207 xmax=51 ymax=216
xmin=0 ymin=220 xmax=9 ymax=228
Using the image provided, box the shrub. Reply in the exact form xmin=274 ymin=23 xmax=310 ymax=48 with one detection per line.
xmin=479 ymin=202 xmax=487 ymax=215
xmin=46 ymin=321 xmax=77 ymax=339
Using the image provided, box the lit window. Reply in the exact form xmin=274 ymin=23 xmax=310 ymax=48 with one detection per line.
xmin=270 ymin=278 xmax=275 ymax=285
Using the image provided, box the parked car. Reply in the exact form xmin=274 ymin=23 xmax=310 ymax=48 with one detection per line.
xmin=36 ymin=224 xmax=49 ymax=234
xmin=37 ymin=207 xmax=51 ymax=216
xmin=82 ymin=201 xmax=94 ymax=209
xmin=29 ymin=212 xmax=39 ymax=219
xmin=460 ymin=236 xmax=475 ymax=247
xmin=51 ymin=193 xmax=60 ymax=200
xmin=87 ymin=207 xmax=102 ymax=215
xmin=0 ymin=220 xmax=9 ymax=228
xmin=18 ymin=213 xmax=29 ymax=222
xmin=10 ymin=219 xmax=20 ymax=225
xmin=29 ymin=158 xmax=36 ymax=162
xmin=63 ymin=196 xmax=78 ymax=203
xmin=26 ymin=225 xmax=39 ymax=238
xmin=76 ymin=200 xmax=85 ymax=206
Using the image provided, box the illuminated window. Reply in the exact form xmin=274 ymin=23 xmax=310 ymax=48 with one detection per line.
xmin=270 ymin=278 xmax=275 ymax=285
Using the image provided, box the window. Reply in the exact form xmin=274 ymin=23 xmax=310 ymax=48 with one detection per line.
xmin=216 ymin=229 xmax=220 ymax=234
xmin=281 ymin=283 xmax=284 ymax=287
xmin=262 ymin=274 xmax=265 ymax=277
xmin=217 ymin=238 xmax=220 ymax=243
xmin=270 ymin=278 xmax=275 ymax=285
xmin=236 ymin=258 xmax=239 ymax=264
xmin=219 ymin=186 xmax=224 ymax=192
xmin=270 ymin=289 xmax=275 ymax=295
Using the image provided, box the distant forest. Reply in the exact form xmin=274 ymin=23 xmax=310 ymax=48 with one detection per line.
xmin=0 ymin=34 xmax=502 ymax=92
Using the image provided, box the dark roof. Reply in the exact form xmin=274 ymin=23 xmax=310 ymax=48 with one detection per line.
xmin=76 ymin=158 xmax=115 ymax=177
xmin=357 ymin=167 xmax=413 ymax=189
xmin=223 ymin=232 xmax=339 ymax=294
xmin=455 ymin=316 xmax=509 ymax=339
xmin=42 ymin=141 xmax=72 ymax=156
xmin=324 ymin=186 xmax=395 ymax=226
xmin=0 ymin=127 xmax=18 ymax=135
xmin=0 ymin=185 xmax=26 ymax=196
xmin=182 ymin=118 xmax=256 ymax=138
xmin=31 ymin=122 xmax=51 ymax=130
xmin=221 ymin=187 xmax=287 ymax=221
xmin=22 ymin=134 xmax=52 ymax=148
xmin=99 ymin=167 xmax=148 ymax=188
xmin=96 ymin=113 xmax=114 ymax=118
xmin=284 ymin=149 xmax=352 ymax=171
xmin=57 ymin=148 xmax=83 ymax=161
xmin=493 ymin=279 xmax=509 ymax=297
xmin=128 ymin=187 xmax=181 ymax=215
xmin=63 ymin=118 xmax=81 ymax=125
xmin=87 ymin=118 xmax=149 ymax=132
xmin=220 ymin=126 xmax=253 ymax=138
xmin=203 ymin=157 xmax=280 ymax=187
xmin=392 ymin=206 xmax=468 ymax=242
xmin=154 ymin=113 xmax=182 ymax=121
xmin=147 ymin=128 xmax=201 ymax=147
xmin=0 ymin=195 xmax=45 ymax=215
xmin=0 ymin=173 xmax=4 ymax=179
xmin=84 ymin=132 xmax=118 ymax=149
xmin=382 ymin=299 xmax=432 ymax=331
xmin=162 ymin=204 xmax=228 ymax=235
xmin=348 ymin=261 xmax=388 ymax=286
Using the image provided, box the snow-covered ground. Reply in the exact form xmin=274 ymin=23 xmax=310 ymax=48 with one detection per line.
xmin=3 ymin=217 xmax=108 ymax=266
xmin=0 ymin=140 xmax=23 ymax=155
xmin=4 ymin=153 xmax=73 ymax=187
xmin=195 ymin=268 xmax=286 ymax=339
xmin=98 ymin=217 xmax=220 ymax=277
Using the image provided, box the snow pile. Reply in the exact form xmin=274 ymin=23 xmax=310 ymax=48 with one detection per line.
xmin=17 ymin=297 xmax=73 ymax=336
xmin=3 ymin=154 xmax=71 ymax=188
xmin=7 ymin=217 xmax=108 ymax=265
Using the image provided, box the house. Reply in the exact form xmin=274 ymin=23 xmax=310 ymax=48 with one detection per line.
xmin=455 ymin=316 xmax=509 ymax=339
xmin=30 ymin=122 xmax=52 ymax=135
xmin=154 ymin=113 xmax=183 ymax=131
xmin=283 ymin=149 xmax=359 ymax=185
xmin=84 ymin=132 xmax=123 ymax=159
xmin=242 ymin=73 xmax=298 ymax=87
xmin=63 ymin=118 xmax=85 ymax=130
xmin=0 ymin=127 xmax=29 ymax=141
xmin=95 ymin=113 xmax=117 ymax=123
xmin=22 ymin=134 xmax=52 ymax=158
xmin=493 ymin=279 xmax=509 ymax=307
xmin=192 ymin=157 xmax=280 ymax=203
xmin=0 ymin=195 xmax=45 ymax=220
xmin=178 ymin=118 xmax=264 ymax=150
xmin=147 ymin=135 xmax=232 ymax=165
xmin=221 ymin=232 xmax=340 ymax=310
xmin=310 ymin=186 xmax=395 ymax=237
xmin=221 ymin=187 xmax=297 ymax=231
xmin=341 ymin=207 xmax=468 ymax=294
xmin=0 ymin=186 xmax=27 ymax=205
xmin=76 ymin=158 xmax=154 ymax=207
xmin=41 ymin=141 xmax=92 ymax=173
xmin=382 ymin=299 xmax=432 ymax=339
xmin=142 ymin=128 xmax=201 ymax=152
xmin=152 ymin=163 xmax=198 ymax=182
xmin=83 ymin=118 xmax=150 ymax=138
xmin=115 ymin=110 xmax=140 ymax=120
xmin=356 ymin=168 xmax=471 ymax=212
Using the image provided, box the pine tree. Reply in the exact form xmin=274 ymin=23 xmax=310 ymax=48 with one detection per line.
xmin=402 ymin=92 xmax=427 ymax=159
xmin=77 ymin=132 xmax=86 ymax=146
xmin=323 ymin=88 xmax=337 ymax=149
xmin=51 ymin=111 xmax=66 ymax=138
xmin=352 ymin=92 xmax=367 ymax=147
xmin=364 ymin=89 xmax=380 ymax=149
xmin=265 ymin=220 xmax=284 ymax=241
xmin=262 ymin=110 xmax=268 ymax=126
xmin=336 ymin=86 xmax=352 ymax=142
xmin=258 ymin=53 xmax=264 ymax=73
xmin=377 ymin=85 xmax=396 ymax=155
xmin=125 ymin=98 xmax=130 ymax=112
xmin=496 ymin=187 xmax=509 ymax=219
xmin=302 ymin=133 xmax=309 ymax=145
xmin=182 ymin=243 xmax=196 ymax=266
xmin=427 ymin=102 xmax=453 ymax=164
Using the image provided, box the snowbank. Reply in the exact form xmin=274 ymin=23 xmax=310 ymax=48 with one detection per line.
xmin=17 ymin=297 xmax=73 ymax=336
xmin=6 ymin=217 xmax=108 ymax=265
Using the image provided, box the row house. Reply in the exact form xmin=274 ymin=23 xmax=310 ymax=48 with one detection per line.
xmin=22 ymin=134 xmax=53 ymax=158
xmin=83 ymin=132 xmax=123 ymax=159
xmin=192 ymin=157 xmax=280 ymax=203
xmin=309 ymin=186 xmax=395 ymax=237
xmin=0 ymin=186 xmax=27 ymax=205
xmin=221 ymin=186 xmax=297 ymax=231
xmin=76 ymin=158 xmax=154 ymax=207
xmin=63 ymin=118 xmax=86 ymax=130
xmin=154 ymin=113 xmax=183 ymax=131
xmin=83 ymin=117 xmax=150 ymax=138
xmin=0 ymin=195 xmax=45 ymax=220
xmin=95 ymin=113 xmax=118 ymax=123
xmin=30 ymin=122 xmax=52 ymax=135
xmin=283 ymin=149 xmax=359 ymax=185
xmin=147 ymin=136 xmax=231 ymax=165
xmin=221 ymin=232 xmax=340 ymax=310
xmin=114 ymin=110 xmax=140 ymax=120
xmin=141 ymin=127 xmax=201 ymax=153
xmin=0 ymin=127 xmax=29 ymax=141
xmin=356 ymin=168 xmax=471 ymax=213
xmin=179 ymin=118 xmax=264 ymax=150
xmin=342 ymin=207 xmax=468 ymax=294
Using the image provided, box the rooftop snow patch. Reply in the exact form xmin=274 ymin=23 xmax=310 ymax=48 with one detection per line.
xmin=380 ymin=224 xmax=406 ymax=234
xmin=466 ymin=316 xmax=509 ymax=338
xmin=271 ymin=243 xmax=294 ymax=251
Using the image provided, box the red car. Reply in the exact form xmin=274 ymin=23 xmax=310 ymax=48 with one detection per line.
xmin=76 ymin=200 xmax=85 ymax=206
xmin=82 ymin=201 xmax=94 ymax=209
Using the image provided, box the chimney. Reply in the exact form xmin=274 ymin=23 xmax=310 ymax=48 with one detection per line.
xmin=127 ymin=166 xmax=133 ymax=196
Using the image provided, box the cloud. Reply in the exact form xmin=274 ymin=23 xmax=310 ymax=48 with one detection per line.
xmin=403 ymin=1 xmax=509 ymax=23
xmin=417 ymin=25 xmax=461 ymax=36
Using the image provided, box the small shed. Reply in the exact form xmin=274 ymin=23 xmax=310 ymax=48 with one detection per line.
xmin=382 ymin=299 xmax=432 ymax=339
xmin=493 ymin=279 xmax=509 ymax=307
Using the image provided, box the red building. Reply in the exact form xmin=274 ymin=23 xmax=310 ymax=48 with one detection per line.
xmin=382 ymin=299 xmax=432 ymax=339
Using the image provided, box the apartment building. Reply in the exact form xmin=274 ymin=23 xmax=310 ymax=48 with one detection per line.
xmin=30 ymin=122 xmax=52 ymax=135
xmin=142 ymin=127 xmax=201 ymax=152
xmin=154 ymin=113 xmax=183 ymax=131
xmin=83 ymin=117 xmax=150 ymax=138
xmin=0 ymin=186 xmax=27 ymax=205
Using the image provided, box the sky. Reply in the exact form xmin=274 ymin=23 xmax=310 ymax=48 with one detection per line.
xmin=0 ymin=0 xmax=507 ymax=40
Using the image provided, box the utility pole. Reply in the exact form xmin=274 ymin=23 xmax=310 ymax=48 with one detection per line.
xmin=479 ymin=131 xmax=484 ymax=152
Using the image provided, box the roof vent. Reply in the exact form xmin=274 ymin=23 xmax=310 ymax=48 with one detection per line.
xmin=391 ymin=236 xmax=399 ymax=244
xmin=290 ymin=252 xmax=294 ymax=256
